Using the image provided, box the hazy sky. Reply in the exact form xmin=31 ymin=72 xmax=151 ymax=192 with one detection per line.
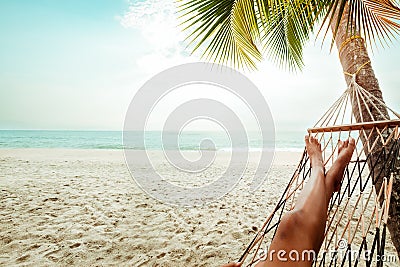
xmin=0 ymin=0 xmax=398 ymax=131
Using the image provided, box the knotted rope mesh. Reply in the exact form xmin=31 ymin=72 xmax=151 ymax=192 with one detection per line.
xmin=239 ymin=73 xmax=400 ymax=266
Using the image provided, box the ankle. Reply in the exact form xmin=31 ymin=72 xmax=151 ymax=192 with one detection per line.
xmin=311 ymin=161 xmax=325 ymax=176
xmin=311 ymin=158 xmax=324 ymax=168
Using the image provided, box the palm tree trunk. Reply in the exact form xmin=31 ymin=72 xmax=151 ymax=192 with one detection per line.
xmin=332 ymin=5 xmax=400 ymax=259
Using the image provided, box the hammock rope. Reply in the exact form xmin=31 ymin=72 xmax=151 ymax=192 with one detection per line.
xmin=338 ymin=35 xmax=364 ymax=55
xmin=238 ymin=76 xmax=400 ymax=266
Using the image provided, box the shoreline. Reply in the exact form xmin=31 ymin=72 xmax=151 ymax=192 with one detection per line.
xmin=0 ymin=148 xmax=303 ymax=166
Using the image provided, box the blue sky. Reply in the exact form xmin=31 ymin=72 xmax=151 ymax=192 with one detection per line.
xmin=0 ymin=0 xmax=399 ymax=131
xmin=0 ymin=0 xmax=145 ymax=130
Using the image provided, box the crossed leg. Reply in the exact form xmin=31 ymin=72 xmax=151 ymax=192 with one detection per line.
xmin=255 ymin=136 xmax=355 ymax=267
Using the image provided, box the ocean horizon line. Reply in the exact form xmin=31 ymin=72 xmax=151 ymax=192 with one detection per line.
xmin=0 ymin=129 xmax=306 ymax=151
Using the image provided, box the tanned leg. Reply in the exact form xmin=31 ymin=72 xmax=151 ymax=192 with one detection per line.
xmin=255 ymin=136 xmax=355 ymax=267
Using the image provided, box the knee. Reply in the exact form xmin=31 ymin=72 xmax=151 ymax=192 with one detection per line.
xmin=276 ymin=210 xmax=305 ymax=240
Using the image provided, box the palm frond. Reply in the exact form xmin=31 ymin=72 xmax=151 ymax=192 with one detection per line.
xmin=178 ymin=0 xmax=263 ymax=69
xmin=262 ymin=0 xmax=322 ymax=70
xmin=178 ymin=0 xmax=400 ymax=71
xmin=322 ymin=0 xmax=400 ymax=48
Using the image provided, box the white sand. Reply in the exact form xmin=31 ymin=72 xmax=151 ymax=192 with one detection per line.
xmin=0 ymin=149 xmax=397 ymax=266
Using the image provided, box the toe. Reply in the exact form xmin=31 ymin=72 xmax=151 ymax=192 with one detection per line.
xmin=337 ymin=142 xmax=342 ymax=154
xmin=338 ymin=140 xmax=343 ymax=150
xmin=311 ymin=136 xmax=318 ymax=144
xmin=315 ymin=137 xmax=321 ymax=147
xmin=344 ymin=139 xmax=349 ymax=147
xmin=305 ymin=135 xmax=310 ymax=145
xmin=349 ymin=137 xmax=356 ymax=147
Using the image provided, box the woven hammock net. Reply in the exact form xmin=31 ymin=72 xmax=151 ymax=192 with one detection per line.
xmin=239 ymin=75 xmax=400 ymax=266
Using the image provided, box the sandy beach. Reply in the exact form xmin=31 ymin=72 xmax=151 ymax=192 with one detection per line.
xmin=0 ymin=149 xmax=398 ymax=266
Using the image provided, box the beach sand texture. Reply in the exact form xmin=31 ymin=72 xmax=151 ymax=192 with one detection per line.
xmin=0 ymin=149 xmax=398 ymax=266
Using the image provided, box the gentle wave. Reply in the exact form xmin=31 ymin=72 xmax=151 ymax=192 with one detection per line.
xmin=0 ymin=130 xmax=306 ymax=152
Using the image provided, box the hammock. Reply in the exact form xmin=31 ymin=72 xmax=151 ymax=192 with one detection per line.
xmin=239 ymin=73 xmax=400 ymax=266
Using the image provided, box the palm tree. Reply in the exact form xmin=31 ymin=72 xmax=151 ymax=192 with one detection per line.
xmin=177 ymin=0 xmax=400 ymax=257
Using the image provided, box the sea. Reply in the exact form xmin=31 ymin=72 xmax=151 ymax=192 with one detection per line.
xmin=0 ymin=130 xmax=306 ymax=152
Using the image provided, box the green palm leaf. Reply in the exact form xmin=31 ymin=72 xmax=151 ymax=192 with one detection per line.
xmin=178 ymin=0 xmax=400 ymax=71
xmin=318 ymin=0 xmax=400 ymax=48
xmin=262 ymin=1 xmax=321 ymax=70
xmin=178 ymin=0 xmax=263 ymax=69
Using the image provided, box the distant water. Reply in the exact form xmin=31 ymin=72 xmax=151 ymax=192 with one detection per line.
xmin=0 ymin=130 xmax=306 ymax=151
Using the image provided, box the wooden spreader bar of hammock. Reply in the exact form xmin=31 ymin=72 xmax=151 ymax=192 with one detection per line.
xmin=307 ymin=119 xmax=400 ymax=133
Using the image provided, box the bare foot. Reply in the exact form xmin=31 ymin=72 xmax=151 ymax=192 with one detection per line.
xmin=337 ymin=138 xmax=355 ymax=164
xmin=331 ymin=137 xmax=356 ymax=192
xmin=305 ymin=135 xmax=323 ymax=168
